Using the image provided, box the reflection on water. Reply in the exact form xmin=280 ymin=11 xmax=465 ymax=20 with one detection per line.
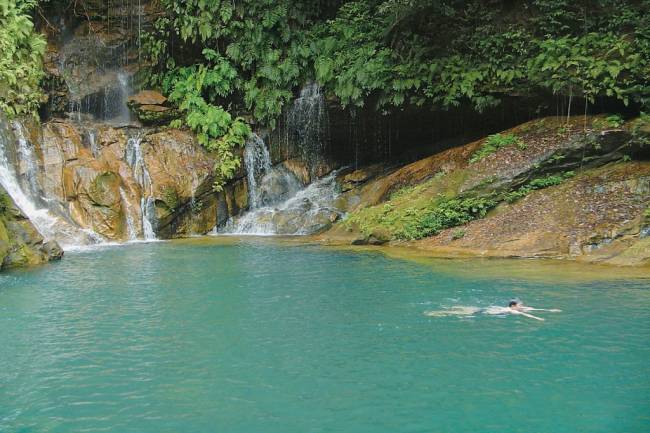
xmin=0 ymin=238 xmax=649 ymax=433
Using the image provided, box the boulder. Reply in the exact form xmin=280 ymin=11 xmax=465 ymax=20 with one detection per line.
xmin=0 ymin=188 xmax=63 ymax=270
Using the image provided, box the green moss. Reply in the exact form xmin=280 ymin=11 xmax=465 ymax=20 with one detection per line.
xmin=451 ymin=228 xmax=466 ymax=240
xmin=0 ymin=192 xmax=10 ymax=216
xmin=161 ymin=185 xmax=180 ymax=212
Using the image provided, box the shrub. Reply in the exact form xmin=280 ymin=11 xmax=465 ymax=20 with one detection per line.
xmin=161 ymin=185 xmax=180 ymax=212
xmin=470 ymin=133 xmax=525 ymax=163
xmin=504 ymin=172 xmax=575 ymax=203
xmin=0 ymin=0 xmax=46 ymax=116
xmin=395 ymin=196 xmax=498 ymax=240
xmin=605 ymin=114 xmax=624 ymax=128
xmin=451 ymin=228 xmax=466 ymax=240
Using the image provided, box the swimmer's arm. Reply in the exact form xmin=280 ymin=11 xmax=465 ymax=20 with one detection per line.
xmin=526 ymin=308 xmax=562 ymax=312
xmin=512 ymin=310 xmax=545 ymax=321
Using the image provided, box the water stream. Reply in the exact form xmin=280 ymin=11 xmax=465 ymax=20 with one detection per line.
xmin=125 ymin=135 xmax=157 ymax=240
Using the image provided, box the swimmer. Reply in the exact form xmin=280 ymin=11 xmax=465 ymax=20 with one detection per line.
xmin=425 ymin=299 xmax=561 ymax=321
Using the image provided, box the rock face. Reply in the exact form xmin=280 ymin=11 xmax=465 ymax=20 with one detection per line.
xmin=0 ymin=187 xmax=63 ymax=270
xmin=416 ymin=162 xmax=650 ymax=265
xmin=127 ymin=91 xmax=179 ymax=125
xmin=41 ymin=0 xmax=158 ymax=121
xmin=322 ymin=116 xmax=650 ymax=267
xmin=9 ymin=118 xmax=242 ymax=242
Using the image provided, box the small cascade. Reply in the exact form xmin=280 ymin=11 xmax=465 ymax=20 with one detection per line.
xmin=244 ymin=134 xmax=272 ymax=208
xmin=125 ymin=135 xmax=157 ymax=240
xmin=219 ymin=133 xmax=342 ymax=236
xmin=286 ymin=82 xmax=330 ymax=177
xmin=0 ymin=118 xmax=102 ymax=248
xmin=220 ymin=171 xmax=342 ymax=235
xmin=55 ymin=0 xmax=145 ymax=123
xmin=119 ymin=187 xmax=139 ymax=241
xmin=86 ymin=129 xmax=100 ymax=158
xmin=12 ymin=121 xmax=42 ymax=199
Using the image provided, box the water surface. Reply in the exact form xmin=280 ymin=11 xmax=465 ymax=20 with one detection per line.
xmin=1 ymin=238 xmax=649 ymax=433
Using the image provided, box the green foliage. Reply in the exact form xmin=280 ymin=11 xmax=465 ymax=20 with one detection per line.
xmin=347 ymin=194 xmax=498 ymax=241
xmin=396 ymin=196 xmax=498 ymax=240
xmin=146 ymin=0 xmax=650 ymax=132
xmin=160 ymin=185 xmax=180 ymax=212
xmin=144 ymin=0 xmax=316 ymax=128
xmin=0 ymin=0 xmax=46 ymax=117
xmin=470 ymin=133 xmax=525 ymax=163
xmin=606 ymin=115 xmax=624 ymax=128
xmin=162 ymin=62 xmax=251 ymax=190
xmin=504 ymin=171 xmax=575 ymax=203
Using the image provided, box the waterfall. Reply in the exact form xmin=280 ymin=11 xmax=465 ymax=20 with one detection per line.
xmin=119 ymin=187 xmax=138 ymax=241
xmin=13 ymin=121 xmax=42 ymax=199
xmin=218 ymin=133 xmax=342 ymax=236
xmin=286 ymin=82 xmax=330 ymax=177
xmin=244 ymin=134 xmax=272 ymax=209
xmin=56 ymin=0 xmax=143 ymax=123
xmin=216 ymin=83 xmax=342 ymax=236
xmin=0 ymin=118 xmax=102 ymax=248
xmin=220 ymin=171 xmax=342 ymax=235
xmin=125 ymin=135 xmax=157 ymax=240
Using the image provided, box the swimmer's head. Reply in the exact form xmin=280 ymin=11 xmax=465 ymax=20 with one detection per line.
xmin=508 ymin=299 xmax=521 ymax=308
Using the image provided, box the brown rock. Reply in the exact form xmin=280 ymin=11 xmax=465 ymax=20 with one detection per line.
xmin=127 ymin=90 xmax=168 ymax=107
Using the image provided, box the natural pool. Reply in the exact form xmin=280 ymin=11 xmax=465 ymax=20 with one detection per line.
xmin=1 ymin=238 xmax=649 ymax=433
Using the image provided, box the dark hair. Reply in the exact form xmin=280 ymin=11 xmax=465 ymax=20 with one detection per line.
xmin=508 ymin=300 xmax=519 ymax=307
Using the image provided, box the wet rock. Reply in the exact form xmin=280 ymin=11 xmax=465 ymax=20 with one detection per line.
xmin=0 ymin=187 xmax=63 ymax=270
xmin=339 ymin=164 xmax=385 ymax=192
xmin=127 ymin=91 xmax=178 ymax=125
xmin=259 ymin=167 xmax=302 ymax=206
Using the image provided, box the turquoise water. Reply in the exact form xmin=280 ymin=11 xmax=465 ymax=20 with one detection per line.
xmin=1 ymin=238 xmax=649 ymax=433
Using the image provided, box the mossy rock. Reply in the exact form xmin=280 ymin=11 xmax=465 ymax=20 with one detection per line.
xmin=89 ymin=172 xmax=121 ymax=207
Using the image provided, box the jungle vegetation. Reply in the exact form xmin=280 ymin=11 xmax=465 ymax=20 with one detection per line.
xmin=2 ymin=0 xmax=649 ymax=186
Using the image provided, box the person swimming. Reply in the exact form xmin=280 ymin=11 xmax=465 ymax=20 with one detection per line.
xmin=425 ymin=299 xmax=561 ymax=321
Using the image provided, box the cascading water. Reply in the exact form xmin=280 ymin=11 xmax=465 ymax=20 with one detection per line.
xmin=55 ymin=0 xmax=144 ymax=124
xmin=119 ymin=187 xmax=139 ymax=241
xmin=0 ymin=118 xmax=102 ymax=248
xmin=218 ymin=132 xmax=343 ymax=235
xmin=217 ymin=82 xmax=343 ymax=235
xmin=286 ymin=82 xmax=331 ymax=178
xmin=221 ymin=171 xmax=342 ymax=235
xmin=125 ymin=135 xmax=157 ymax=240
xmin=244 ymin=134 xmax=273 ymax=208
xmin=13 ymin=121 xmax=42 ymax=199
